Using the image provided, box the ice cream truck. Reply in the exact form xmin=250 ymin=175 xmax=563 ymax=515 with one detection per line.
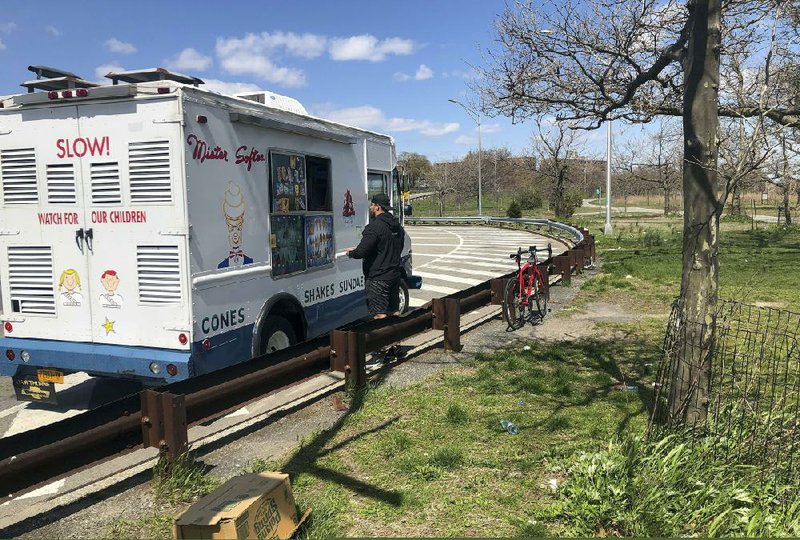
xmin=0 ymin=66 xmax=419 ymax=401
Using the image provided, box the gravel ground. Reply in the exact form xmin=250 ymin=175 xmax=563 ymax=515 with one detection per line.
xmin=3 ymin=268 xmax=622 ymax=539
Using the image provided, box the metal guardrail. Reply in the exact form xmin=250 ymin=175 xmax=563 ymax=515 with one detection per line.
xmin=0 ymin=225 xmax=596 ymax=498
xmin=405 ymin=216 xmax=585 ymax=244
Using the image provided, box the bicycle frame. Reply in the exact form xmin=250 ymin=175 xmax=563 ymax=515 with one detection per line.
xmin=511 ymin=246 xmax=548 ymax=306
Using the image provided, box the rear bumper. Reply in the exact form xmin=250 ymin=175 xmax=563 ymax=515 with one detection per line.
xmin=0 ymin=337 xmax=190 ymax=382
xmin=405 ymin=275 xmax=423 ymax=289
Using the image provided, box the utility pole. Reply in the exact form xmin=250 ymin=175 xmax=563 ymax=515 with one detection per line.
xmin=604 ymin=120 xmax=613 ymax=235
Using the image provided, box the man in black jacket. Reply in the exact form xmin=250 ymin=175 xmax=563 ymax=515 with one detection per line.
xmin=347 ymin=193 xmax=403 ymax=319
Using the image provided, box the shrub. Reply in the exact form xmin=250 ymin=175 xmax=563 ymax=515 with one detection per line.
xmin=642 ymin=229 xmax=665 ymax=247
xmin=517 ymin=189 xmax=543 ymax=210
xmin=506 ymin=200 xmax=522 ymax=218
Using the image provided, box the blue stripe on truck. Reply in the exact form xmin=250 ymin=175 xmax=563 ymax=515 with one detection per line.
xmin=0 ymin=291 xmax=372 ymax=383
xmin=0 ymin=336 xmax=191 ymax=382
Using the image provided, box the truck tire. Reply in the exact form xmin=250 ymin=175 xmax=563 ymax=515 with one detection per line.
xmin=398 ymin=280 xmax=410 ymax=314
xmin=258 ymin=315 xmax=297 ymax=355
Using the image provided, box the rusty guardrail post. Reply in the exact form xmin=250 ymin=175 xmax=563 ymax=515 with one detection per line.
xmin=571 ymin=246 xmax=584 ymax=275
xmin=140 ymin=390 xmax=188 ymax=463
xmin=553 ymin=254 xmax=571 ymax=285
xmin=432 ymin=297 xmax=463 ymax=352
xmin=490 ymin=278 xmax=508 ymax=322
xmin=537 ymin=263 xmax=551 ymax=302
xmin=330 ymin=329 xmax=367 ymax=388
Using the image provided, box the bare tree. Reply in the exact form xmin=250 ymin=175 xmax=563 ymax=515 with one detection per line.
xmin=478 ymin=0 xmax=798 ymax=423
xmin=532 ymin=119 xmax=586 ymax=218
xmin=617 ymin=119 xmax=682 ymax=214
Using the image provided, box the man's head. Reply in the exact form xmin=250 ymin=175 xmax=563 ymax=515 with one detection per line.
xmin=370 ymin=193 xmax=391 ymax=217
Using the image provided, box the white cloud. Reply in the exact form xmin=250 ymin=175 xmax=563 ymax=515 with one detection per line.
xmin=105 ymin=38 xmax=136 ymax=54
xmin=329 ymin=35 xmax=414 ymax=62
xmin=312 ymin=104 xmax=458 ymax=137
xmin=202 ymin=79 xmax=263 ymax=95
xmin=481 ymin=123 xmax=503 ymax=134
xmin=0 ymin=39 xmax=5 ymax=50
xmin=165 ymin=48 xmax=212 ymax=72
xmin=45 ymin=25 xmax=60 ymax=37
xmin=216 ymin=33 xmax=320 ymax=87
xmin=94 ymin=63 xmax=125 ymax=80
xmin=0 ymin=22 xmax=16 ymax=34
xmin=394 ymin=63 xmax=434 ymax=82
xmin=216 ymin=32 xmax=328 ymax=60
xmin=455 ymin=134 xmax=477 ymax=145
xmin=218 ymin=50 xmax=306 ymax=87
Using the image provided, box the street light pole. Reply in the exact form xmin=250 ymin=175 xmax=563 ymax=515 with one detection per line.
xmin=448 ymin=98 xmax=482 ymax=216
xmin=605 ymin=119 xmax=613 ymax=235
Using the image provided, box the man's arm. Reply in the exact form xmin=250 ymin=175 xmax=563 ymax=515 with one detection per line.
xmin=347 ymin=227 xmax=378 ymax=259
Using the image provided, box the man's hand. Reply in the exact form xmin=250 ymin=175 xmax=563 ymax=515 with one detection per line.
xmin=346 ymin=248 xmax=354 ymax=256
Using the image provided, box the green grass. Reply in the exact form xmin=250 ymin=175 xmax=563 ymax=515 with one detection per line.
xmin=96 ymin=218 xmax=800 ymax=538
xmin=265 ymin=336 xmax=659 ymax=538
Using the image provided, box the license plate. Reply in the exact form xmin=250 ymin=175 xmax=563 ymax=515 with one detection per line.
xmin=37 ymin=368 xmax=64 ymax=384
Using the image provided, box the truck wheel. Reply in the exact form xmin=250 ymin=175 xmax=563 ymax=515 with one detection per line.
xmin=258 ymin=315 xmax=297 ymax=355
xmin=398 ymin=280 xmax=410 ymax=314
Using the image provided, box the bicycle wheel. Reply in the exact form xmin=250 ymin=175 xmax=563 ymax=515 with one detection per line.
xmin=533 ymin=277 xmax=548 ymax=320
xmin=503 ymin=277 xmax=526 ymax=330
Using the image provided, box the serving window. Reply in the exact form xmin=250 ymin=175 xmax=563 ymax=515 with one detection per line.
xmin=269 ymin=151 xmax=335 ymax=277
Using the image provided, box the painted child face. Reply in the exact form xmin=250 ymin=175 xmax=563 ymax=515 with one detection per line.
xmin=63 ymin=273 xmax=78 ymax=291
xmin=101 ymin=273 xmax=120 ymax=294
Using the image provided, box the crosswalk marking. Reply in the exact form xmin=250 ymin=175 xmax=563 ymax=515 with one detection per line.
xmin=414 ymin=270 xmax=483 ymax=287
xmin=420 ymin=283 xmax=461 ymax=295
xmin=434 ymin=265 xmax=511 ymax=278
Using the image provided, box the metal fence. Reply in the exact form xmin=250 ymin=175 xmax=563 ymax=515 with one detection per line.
xmin=651 ymin=299 xmax=800 ymax=485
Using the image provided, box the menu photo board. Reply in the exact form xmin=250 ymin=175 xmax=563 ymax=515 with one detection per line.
xmin=270 ymin=215 xmax=306 ymax=277
xmin=271 ymin=152 xmax=307 ymax=213
xmin=305 ymin=215 xmax=334 ymax=268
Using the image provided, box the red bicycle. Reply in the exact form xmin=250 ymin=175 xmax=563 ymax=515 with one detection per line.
xmin=503 ymin=244 xmax=550 ymax=330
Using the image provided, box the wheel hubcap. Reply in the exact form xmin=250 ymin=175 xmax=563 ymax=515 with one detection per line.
xmin=266 ymin=331 xmax=290 ymax=353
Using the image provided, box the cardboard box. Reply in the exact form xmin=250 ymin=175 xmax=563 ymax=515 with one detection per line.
xmin=174 ymin=472 xmax=308 ymax=539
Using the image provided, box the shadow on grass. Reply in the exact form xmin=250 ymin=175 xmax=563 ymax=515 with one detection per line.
xmin=475 ymin=335 xmax=660 ymax=438
xmin=280 ymin=368 xmax=404 ymax=509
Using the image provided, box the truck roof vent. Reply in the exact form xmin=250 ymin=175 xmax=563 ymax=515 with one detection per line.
xmin=233 ymin=91 xmax=307 ymax=115
xmin=21 ymin=65 xmax=98 ymax=94
xmin=105 ymin=67 xmax=204 ymax=87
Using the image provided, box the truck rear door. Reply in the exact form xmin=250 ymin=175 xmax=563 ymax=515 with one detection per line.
xmin=76 ymin=99 xmax=189 ymax=349
xmin=0 ymin=104 xmax=94 ymax=342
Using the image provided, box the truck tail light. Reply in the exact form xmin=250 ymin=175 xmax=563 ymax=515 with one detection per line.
xmin=48 ymin=91 xmax=58 ymax=100
xmin=76 ymin=89 xmax=89 ymax=97
xmin=202 ymin=339 xmax=211 ymax=351
xmin=166 ymin=364 xmax=178 ymax=376
xmin=4 ymin=322 xmax=12 ymax=333
xmin=157 ymin=87 xmax=170 ymax=94
xmin=61 ymin=90 xmax=73 ymax=98
xmin=5 ymin=350 xmax=14 ymax=361
xmin=178 ymin=333 xmax=188 ymax=345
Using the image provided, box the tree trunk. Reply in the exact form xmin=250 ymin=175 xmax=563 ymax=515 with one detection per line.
xmin=782 ymin=134 xmax=792 ymax=226
xmin=668 ymin=0 xmax=721 ymax=426
xmin=663 ymin=187 xmax=670 ymax=215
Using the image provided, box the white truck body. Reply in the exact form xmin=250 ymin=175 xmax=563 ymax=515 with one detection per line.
xmin=0 ymin=79 xmax=407 ymax=389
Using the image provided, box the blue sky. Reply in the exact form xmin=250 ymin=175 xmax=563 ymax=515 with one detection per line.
xmin=0 ymin=0 xmax=576 ymax=162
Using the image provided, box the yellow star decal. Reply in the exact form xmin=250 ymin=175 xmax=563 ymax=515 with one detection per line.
xmin=101 ymin=317 xmax=116 ymax=335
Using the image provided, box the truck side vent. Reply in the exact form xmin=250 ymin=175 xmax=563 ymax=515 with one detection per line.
xmin=8 ymin=246 xmax=56 ymax=315
xmin=1 ymin=148 xmax=38 ymax=205
xmin=46 ymin=163 xmax=77 ymax=204
xmin=90 ymin=162 xmax=121 ymax=205
xmin=137 ymin=245 xmax=182 ymax=304
xmin=129 ymin=140 xmax=172 ymax=204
